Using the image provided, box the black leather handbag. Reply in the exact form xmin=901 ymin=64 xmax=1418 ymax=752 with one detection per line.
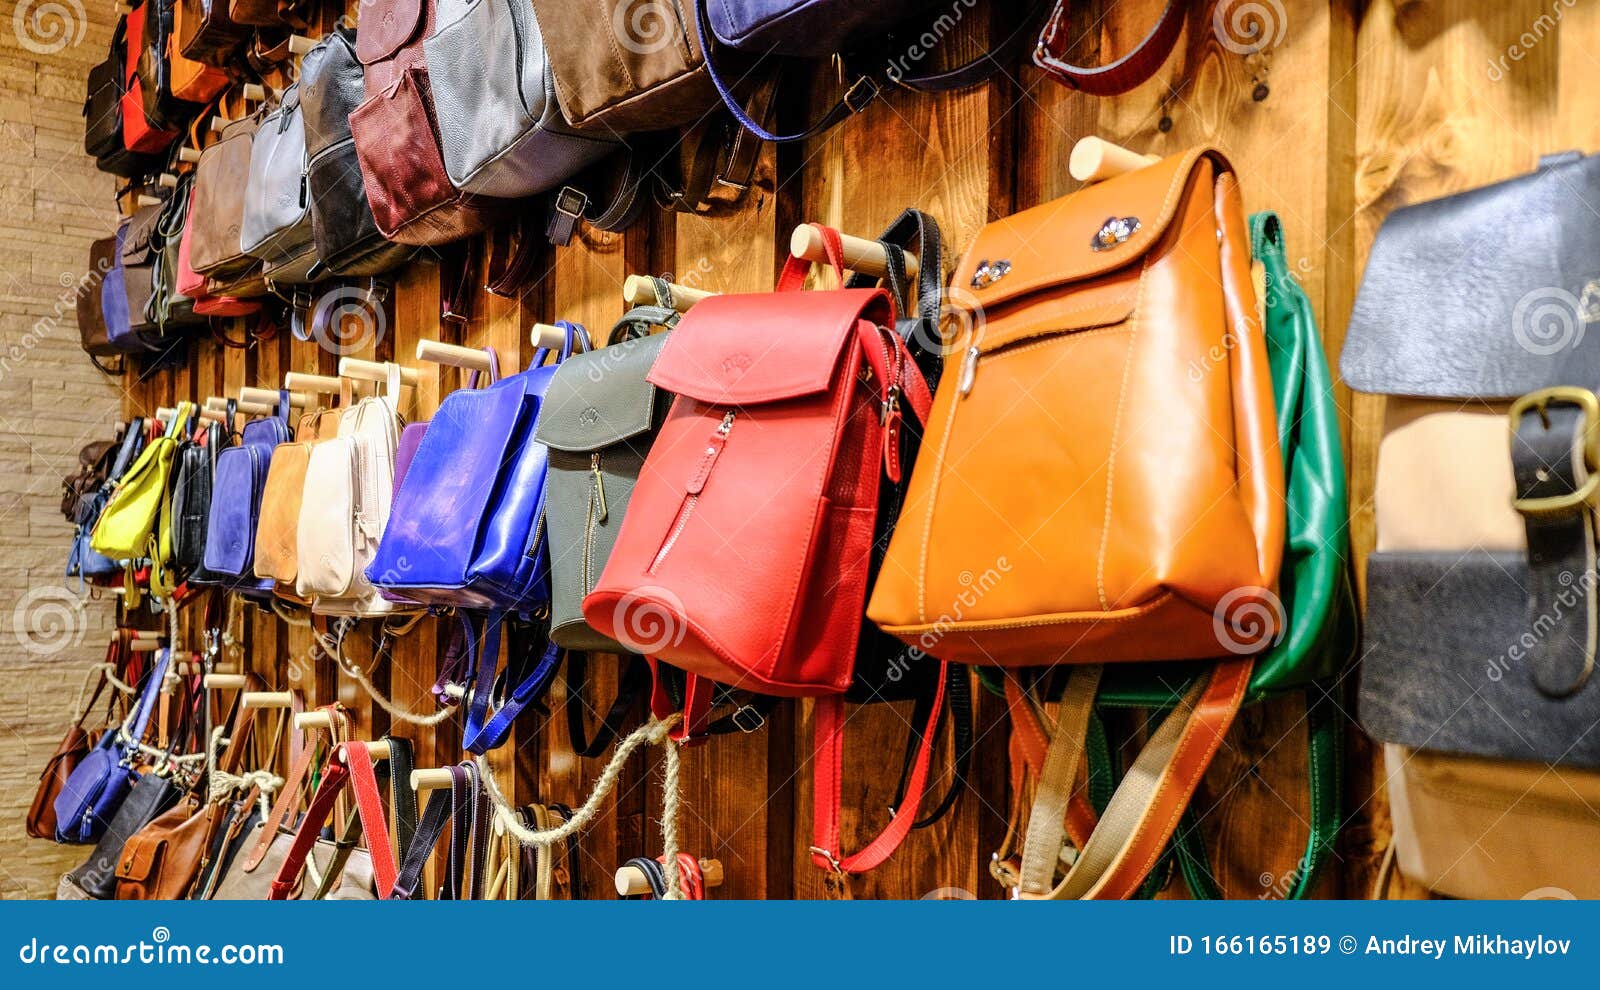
xmin=298 ymin=28 xmax=412 ymax=277
xmin=63 ymin=771 xmax=180 ymax=900
xmin=137 ymin=0 xmax=203 ymax=131
xmin=83 ymin=15 xmax=162 ymax=177
xmin=119 ymin=202 xmax=165 ymax=340
xmin=172 ymin=419 xmax=224 ymax=577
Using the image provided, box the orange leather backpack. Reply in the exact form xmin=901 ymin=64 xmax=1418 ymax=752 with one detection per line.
xmin=868 ymin=146 xmax=1286 ymax=898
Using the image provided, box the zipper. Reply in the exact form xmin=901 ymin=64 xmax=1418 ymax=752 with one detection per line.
xmin=957 ymin=344 xmax=980 ymax=396
xmin=649 ymin=411 xmax=734 ymax=573
xmin=583 ymin=453 xmax=606 ymax=593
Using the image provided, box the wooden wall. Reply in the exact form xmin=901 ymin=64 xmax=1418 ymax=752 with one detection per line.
xmin=111 ymin=0 xmax=1595 ymax=898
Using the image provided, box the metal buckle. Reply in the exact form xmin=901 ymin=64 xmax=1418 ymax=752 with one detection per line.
xmin=730 ymin=704 xmax=765 ymax=734
xmin=552 ymin=186 xmax=587 ymax=221
xmin=1510 ymin=386 xmax=1600 ymax=517
xmin=843 ymin=76 xmax=879 ymax=113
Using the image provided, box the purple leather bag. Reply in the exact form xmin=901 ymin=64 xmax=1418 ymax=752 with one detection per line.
xmin=53 ymin=649 xmax=170 ymax=843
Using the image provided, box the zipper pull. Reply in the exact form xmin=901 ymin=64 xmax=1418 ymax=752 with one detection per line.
xmin=590 ymin=452 xmax=608 ymax=524
xmin=688 ymin=411 xmax=735 ymax=495
xmin=958 ymin=345 xmax=980 ymax=396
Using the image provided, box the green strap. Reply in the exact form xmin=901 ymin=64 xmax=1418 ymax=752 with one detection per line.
xmin=1171 ymin=686 xmax=1342 ymax=900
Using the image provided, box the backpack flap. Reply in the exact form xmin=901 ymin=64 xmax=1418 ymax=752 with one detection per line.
xmin=1342 ymin=151 xmax=1600 ymax=400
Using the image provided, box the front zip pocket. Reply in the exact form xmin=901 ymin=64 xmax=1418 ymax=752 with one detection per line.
xmin=648 ymin=410 xmax=733 ymax=573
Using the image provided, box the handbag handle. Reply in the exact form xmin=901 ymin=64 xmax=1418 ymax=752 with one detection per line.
xmin=466 ymin=347 xmax=500 ymax=389
xmin=531 ymin=320 xmax=589 ymax=368
xmin=775 ymin=223 xmax=848 ymax=291
xmin=1033 ymin=0 xmax=1185 ymax=96
xmin=267 ymin=742 xmax=398 ymax=899
xmin=693 ymin=0 xmax=876 ymax=144
xmin=117 ymin=647 xmax=172 ymax=760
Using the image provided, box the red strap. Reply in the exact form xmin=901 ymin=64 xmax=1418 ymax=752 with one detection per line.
xmin=340 ymin=742 xmax=398 ymax=896
xmin=810 ymin=660 xmax=948 ymax=876
xmin=266 ymin=745 xmax=397 ymax=899
xmin=776 ymin=223 xmax=848 ymax=292
xmin=648 ymin=660 xmax=715 ymax=744
xmin=268 ymin=759 xmax=348 ymax=899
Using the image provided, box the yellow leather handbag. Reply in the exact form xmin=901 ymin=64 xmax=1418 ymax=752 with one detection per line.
xmin=90 ymin=402 xmax=196 ymax=567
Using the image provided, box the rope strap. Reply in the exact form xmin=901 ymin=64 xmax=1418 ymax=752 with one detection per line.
xmin=475 ymin=715 xmax=685 ymax=899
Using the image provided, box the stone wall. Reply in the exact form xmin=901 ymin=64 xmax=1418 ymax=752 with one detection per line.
xmin=0 ymin=0 xmax=124 ymax=898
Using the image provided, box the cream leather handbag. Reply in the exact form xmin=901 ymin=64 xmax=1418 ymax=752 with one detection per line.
xmin=296 ymin=364 xmax=408 ymax=616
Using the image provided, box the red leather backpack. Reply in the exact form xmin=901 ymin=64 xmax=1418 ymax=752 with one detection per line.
xmin=584 ymin=231 xmax=944 ymax=876
xmin=121 ymin=1 xmax=178 ymax=154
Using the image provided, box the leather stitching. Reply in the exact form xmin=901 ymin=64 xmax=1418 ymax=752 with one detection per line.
xmin=1094 ymin=256 xmax=1152 ymax=611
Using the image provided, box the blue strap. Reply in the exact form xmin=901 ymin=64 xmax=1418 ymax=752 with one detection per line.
xmin=692 ymin=0 xmax=875 ymax=144
xmin=122 ymin=647 xmax=171 ymax=756
xmin=460 ymin=613 xmax=563 ymax=754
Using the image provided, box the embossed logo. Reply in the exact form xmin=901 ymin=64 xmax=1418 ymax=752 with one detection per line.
xmin=578 ymin=407 xmax=601 ymax=427
xmin=720 ymin=353 xmax=751 ymax=374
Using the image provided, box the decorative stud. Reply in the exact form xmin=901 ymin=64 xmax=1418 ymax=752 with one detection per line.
xmin=1090 ymin=216 xmax=1141 ymax=251
xmin=970 ymin=259 xmax=1012 ymax=289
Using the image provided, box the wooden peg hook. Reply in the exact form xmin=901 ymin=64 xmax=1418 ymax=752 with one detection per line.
xmin=1069 ymin=137 xmax=1159 ymax=184
xmin=288 ymin=35 xmax=316 ymax=56
xmin=240 ymin=691 xmax=295 ymax=711
xmin=334 ymin=740 xmax=392 ymax=762
xmin=410 ymin=768 xmax=456 ymax=793
xmin=622 ymin=274 xmax=717 ymax=314
xmin=177 ymin=147 xmax=202 ymax=164
xmin=128 ymin=638 xmax=163 ymax=653
xmin=415 ymin=340 xmax=496 ymax=374
xmin=789 ymin=226 xmax=916 ymax=280
xmin=613 ymin=858 xmax=726 ymax=897
xmin=203 ymin=673 xmax=248 ymax=690
xmin=339 ymin=357 xmax=418 ymax=387
xmin=239 ymin=386 xmax=306 ymax=407
xmin=205 ymin=396 xmax=272 ymax=416
xmin=284 ymin=372 xmax=342 ymax=394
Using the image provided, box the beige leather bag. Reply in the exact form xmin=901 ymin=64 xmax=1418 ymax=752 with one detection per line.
xmin=1371 ymin=395 xmax=1600 ymax=899
xmin=255 ymin=406 xmax=341 ymax=599
xmin=296 ymin=365 xmax=408 ymax=616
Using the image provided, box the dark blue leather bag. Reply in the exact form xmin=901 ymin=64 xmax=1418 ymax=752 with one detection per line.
xmin=705 ymin=0 xmax=931 ymax=57
xmin=102 ymin=223 xmax=156 ymax=353
xmin=67 ymin=419 xmax=146 ymax=587
xmin=202 ymin=394 xmax=292 ymax=597
xmin=368 ymin=323 xmax=588 ymax=612
xmin=53 ymin=648 xmax=170 ymax=843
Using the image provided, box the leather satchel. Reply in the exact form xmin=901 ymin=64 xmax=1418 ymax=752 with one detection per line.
xmin=65 ymin=769 xmax=181 ymax=900
xmin=85 ymin=15 xmax=163 ymax=176
xmin=254 ymin=406 xmax=339 ymax=599
xmin=868 ymin=149 xmax=1285 ymax=900
xmin=171 ymin=419 xmax=223 ymax=576
xmin=121 ymin=1 xmax=180 ymax=154
xmin=296 ymin=366 xmax=407 ymax=616
xmin=28 ymin=652 xmax=125 ymax=840
xmin=527 ymin=0 xmax=722 ymax=133
xmin=868 ymin=147 xmax=1284 ymax=666
xmin=348 ymin=0 xmax=511 ymax=246
xmin=1345 ymin=153 xmax=1600 ymax=897
xmin=189 ymin=114 xmax=267 ymax=295
xmin=240 ymin=84 xmax=320 ymax=285
xmin=202 ymin=397 xmax=292 ymax=597
xmin=298 ymin=29 xmax=413 ymax=277
xmin=175 ymin=185 xmax=260 ymax=318
xmin=422 ymin=0 xmax=620 ymax=199
xmin=585 ymin=237 xmax=948 ymax=876
xmin=53 ymin=649 xmax=172 ymax=844
xmin=67 ymin=422 xmax=145 ymax=588
xmin=135 ymin=0 xmax=203 ymax=132
xmin=148 ymin=175 xmax=208 ymax=333
xmin=176 ymin=0 xmax=249 ymax=67
xmin=368 ymin=324 xmax=587 ymax=611
xmin=536 ymin=316 xmax=673 ymax=651
xmin=102 ymin=224 xmax=157 ymax=354
xmin=89 ymin=402 xmax=195 ymax=565
xmin=166 ymin=0 xmax=229 ymax=103
xmin=120 ymin=203 xmax=164 ymax=339
xmin=77 ymin=235 xmax=122 ymax=362
xmin=113 ymin=790 xmax=208 ymax=899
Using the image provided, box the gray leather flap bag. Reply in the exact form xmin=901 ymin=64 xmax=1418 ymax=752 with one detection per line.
xmin=241 ymin=84 xmax=320 ymax=285
xmin=534 ymin=310 xmax=674 ymax=650
xmin=1343 ymin=151 xmax=1600 ymax=400
xmin=1348 ymin=154 xmax=1600 ymax=769
xmin=422 ymin=0 xmax=620 ymax=199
